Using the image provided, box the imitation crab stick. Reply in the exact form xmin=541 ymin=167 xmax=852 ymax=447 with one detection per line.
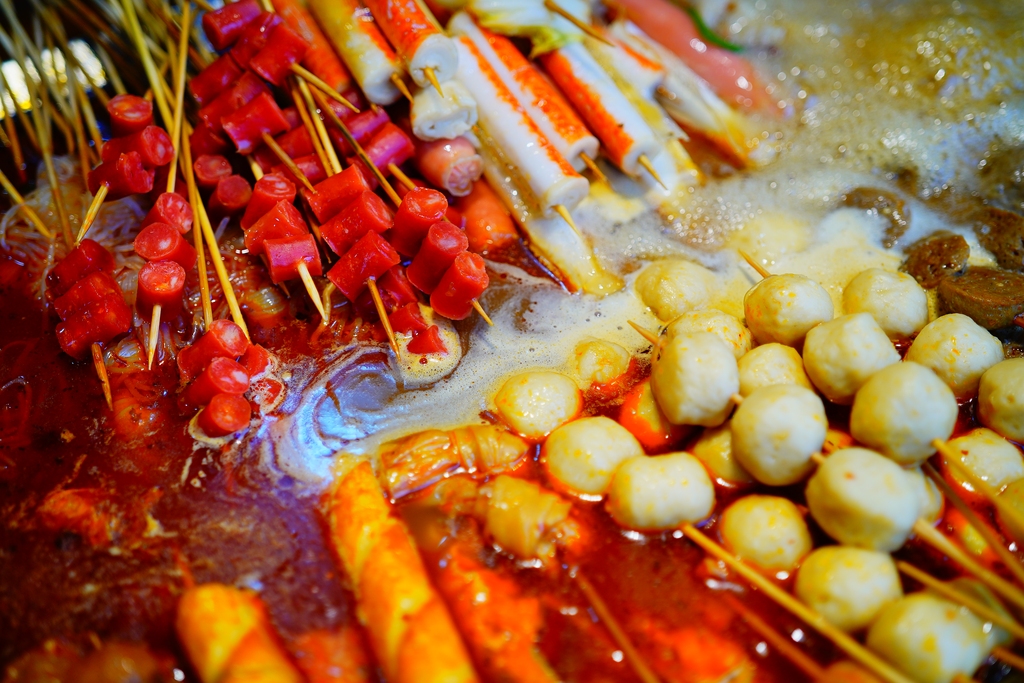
xmin=321 ymin=461 xmax=478 ymax=683
xmin=270 ymin=0 xmax=353 ymax=93
xmin=409 ymin=79 xmax=478 ymax=141
xmin=362 ymin=0 xmax=458 ymax=91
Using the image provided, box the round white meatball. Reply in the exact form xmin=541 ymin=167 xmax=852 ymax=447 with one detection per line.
xmin=650 ymin=332 xmax=739 ymax=427
xmin=606 ymin=453 xmax=715 ymax=530
xmin=573 ymin=339 xmax=631 ymax=387
xmin=737 ymin=343 xmax=813 ymax=396
xmin=664 ymin=309 xmax=752 ymax=360
xmin=805 ymin=448 xmax=922 ymax=552
xmin=494 ymin=371 xmax=581 ymax=440
xmin=905 ymin=314 xmax=1004 ymax=398
xmin=946 ymin=428 xmax=1024 ymax=493
xmin=731 ymin=385 xmax=827 ymax=486
xmin=843 ymin=268 xmax=929 ymax=340
xmin=866 ymin=593 xmax=989 ymax=683
xmin=849 ymin=362 xmax=958 ymax=466
xmin=743 ymin=273 xmax=834 ymax=347
xmin=719 ymin=495 xmax=811 ymax=574
xmin=543 ymin=416 xmax=644 ymax=496
xmin=691 ymin=423 xmax=754 ymax=486
xmin=794 ymin=546 xmax=903 ymax=632
xmin=635 ymin=259 xmax=715 ymax=321
xmin=941 ymin=578 xmax=1013 ymax=650
xmin=904 ymin=467 xmax=945 ymax=525
xmin=802 ymin=313 xmax=900 ymax=404
xmin=978 ymin=358 xmax=1024 ymax=442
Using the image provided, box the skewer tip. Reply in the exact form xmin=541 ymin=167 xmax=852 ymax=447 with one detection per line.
xmin=75 ymin=183 xmax=108 ymax=244
xmin=423 ymin=66 xmax=444 ymax=97
xmin=147 ymin=305 xmax=161 ymax=370
xmin=637 ymin=154 xmax=669 ymax=191
xmin=297 ymin=262 xmax=326 ymax=319
xmin=579 ymin=152 xmax=608 ymax=184
xmin=391 ymin=73 xmax=414 ymax=102
xmin=738 ymin=250 xmax=772 ymax=279
xmin=553 ymin=204 xmax=582 ymax=238
xmin=544 ymin=0 xmax=615 ymax=47
xmin=367 ymin=277 xmax=399 ymax=353
xmin=627 ymin=320 xmax=660 ymax=346
xmin=472 ymin=300 xmax=493 ymax=326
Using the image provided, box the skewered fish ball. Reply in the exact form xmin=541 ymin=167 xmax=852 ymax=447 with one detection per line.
xmin=719 ymin=495 xmax=811 ymax=573
xmin=866 ymin=593 xmax=989 ymax=683
xmin=731 ymin=384 xmax=827 ymax=486
xmin=664 ymin=309 xmax=752 ymax=360
xmin=843 ymin=268 xmax=928 ymax=339
xmin=573 ymin=339 xmax=632 ymax=387
xmin=905 ymin=314 xmax=1004 ymax=398
xmin=494 ymin=371 xmax=582 ymax=440
xmin=802 ymin=313 xmax=900 ymax=404
xmin=635 ymin=259 xmax=715 ymax=320
xmin=904 ymin=467 xmax=944 ymax=525
xmin=607 ymin=452 xmax=715 ymax=530
xmin=743 ymin=273 xmax=834 ymax=347
xmin=691 ymin=422 xmax=754 ymax=486
xmin=805 ymin=448 xmax=922 ymax=552
xmin=794 ymin=546 xmax=902 ymax=632
xmin=849 ymin=362 xmax=958 ymax=466
xmin=650 ymin=331 xmax=739 ymax=427
xmin=736 ymin=342 xmax=812 ymax=396
xmin=978 ymin=358 xmax=1024 ymax=442
xmin=542 ymin=416 xmax=644 ymax=496
xmin=945 ymin=428 xmax=1024 ymax=493
xmin=940 ymin=578 xmax=1013 ymax=650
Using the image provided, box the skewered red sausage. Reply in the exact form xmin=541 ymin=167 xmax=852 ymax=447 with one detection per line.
xmin=389 ymin=302 xmax=428 ymax=335
xmin=53 ymin=271 xmax=121 ymax=320
xmin=280 ymin=106 xmax=302 ymax=131
xmin=47 ymin=239 xmax=115 ymax=298
xmin=253 ymin=125 xmax=314 ymax=172
xmin=201 ymin=0 xmax=262 ymax=51
xmin=430 ymin=252 xmax=488 ymax=320
xmin=184 ymin=357 xmax=251 ymax=407
xmin=456 ymin=179 xmax=518 ymax=254
xmin=150 ymin=165 xmax=186 ymax=202
xmin=270 ymin=153 xmax=327 ymax=187
xmin=239 ymin=344 xmax=271 ymax=377
xmin=134 ymin=223 xmax=198 ymax=270
xmin=244 ymin=199 xmax=308 ymax=256
xmin=56 ymin=295 xmax=133 ymax=360
xmin=406 ymin=221 xmax=468 ymax=294
xmin=355 ymin=265 xmax=418 ymax=319
xmin=408 ymin=325 xmax=447 ymax=354
xmin=242 ymin=173 xmax=296 ymax=230
xmin=189 ymin=123 xmax=230 ymax=157
xmin=136 ymin=261 xmax=187 ymax=316
xmin=326 ymin=107 xmax=390 ymax=157
xmin=87 ymin=151 xmax=155 ymax=199
xmin=347 ymin=122 xmax=415 ymax=181
xmin=198 ymin=71 xmax=271 ymax=134
xmin=143 ymin=193 xmax=194 ymax=235
xmin=390 ymin=186 xmax=447 ymax=257
xmin=209 ymin=175 xmax=253 ymax=219
xmin=229 ymin=12 xmax=282 ymax=69
xmin=198 ymin=393 xmax=252 ymax=437
xmin=193 ymin=154 xmax=233 ymax=190
xmin=177 ymin=319 xmax=250 ymax=383
xmin=302 ymin=165 xmax=372 ymax=223
xmin=264 ymin=234 xmax=322 ymax=283
xmin=222 ymin=91 xmax=290 ymax=154
xmin=320 ymin=190 xmax=393 ymax=256
xmin=326 ymin=231 xmax=400 ymax=302
xmin=101 ymin=126 xmax=174 ymax=168
xmin=190 ymin=54 xmax=244 ymax=107
xmin=106 ymin=94 xmax=153 ymax=136
xmin=250 ymin=23 xmax=311 ymax=87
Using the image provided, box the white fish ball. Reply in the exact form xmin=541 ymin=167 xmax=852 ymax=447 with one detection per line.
xmin=719 ymin=495 xmax=811 ymax=573
xmin=905 ymin=314 xmax=1004 ymax=398
xmin=665 ymin=309 xmax=752 ymax=360
xmin=904 ymin=467 xmax=944 ymax=525
xmin=802 ymin=313 xmax=900 ymax=404
xmin=744 ymin=273 xmax=834 ymax=347
xmin=651 ymin=332 xmax=739 ymax=427
xmin=635 ymin=259 xmax=715 ymax=321
xmin=692 ymin=422 xmax=754 ymax=486
xmin=737 ymin=343 xmax=813 ymax=396
xmin=843 ymin=268 xmax=928 ymax=339
xmin=606 ymin=452 xmax=715 ymax=530
xmin=794 ymin=546 xmax=902 ymax=632
xmin=946 ymin=428 xmax=1024 ymax=493
xmin=978 ymin=358 xmax=1024 ymax=442
xmin=494 ymin=371 xmax=582 ymax=439
xmin=543 ymin=416 xmax=644 ymax=496
xmin=573 ymin=339 xmax=631 ymax=387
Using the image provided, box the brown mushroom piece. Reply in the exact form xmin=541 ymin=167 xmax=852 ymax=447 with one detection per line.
xmin=842 ymin=187 xmax=910 ymax=248
xmin=938 ymin=267 xmax=1024 ymax=330
xmin=975 ymin=206 xmax=1024 ymax=272
xmin=900 ymin=231 xmax=970 ymax=288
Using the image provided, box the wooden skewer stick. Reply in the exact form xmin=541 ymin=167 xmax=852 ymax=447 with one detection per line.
xmin=553 ymin=204 xmax=583 ymax=238
xmin=75 ymin=185 xmax=109 ymax=244
xmin=180 ymin=123 xmax=213 ymax=331
xmin=290 ymin=82 xmax=333 ymax=179
xmin=738 ymin=249 xmax=772 ymax=279
xmin=579 ymin=152 xmax=607 ymax=183
xmin=543 ymin=0 xmax=615 ymax=47
xmin=933 ymin=438 xmax=1024 ymax=543
xmin=0 ymin=58 xmax=39 ymax=156
xmin=95 ymin=43 xmax=127 ymax=95
xmin=423 ymin=66 xmax=444 ymax=97
xmin=121 ymin=0 xmax=174 ymax=125
xmin=0 ymin=169 xmax=53 ymax=239
xmin=992 ymin=647 xmax=1024 ymax=673
xmin=297 ymin=77 xmax=342 ymax=175
xmin=390 ymin=73 xmax=413 ymax=102
xmin=290 ymin=64 xmax=359 ymax=113
xmin=367 ymin=276 xmax=399 ymax=353
xmin=637 ymin=154 xmax=668 ymax=191
xmin=471 ymin=300 xmax=493 ymax=326
xmin=0 ymin=80 xmax=25 ymax=182
xmin=147 ymin=304 xmax=162 ymax=369
xmin=90 ymin=342 xmax=113 ymax=410
xmin=721 ymin=594 xmax=826 ymax=681
xmin=298 ymin=262 xmax=326 ymax=319
xmin=627 ymin=320 xmax=660 ymax=346
xmin=261 ymin=132 xmax=317 ymax=193
xmin=681 ymin=523 xmax=915 ymax=683
xmin=166 ymin=2 xmax=192 ymax=194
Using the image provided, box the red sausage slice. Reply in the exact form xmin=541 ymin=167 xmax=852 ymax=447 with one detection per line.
xmin=184 ymin=357 xmax=251 ymax=407
xmin=198 ymin=71 xmax=270 ymax=134
xmin=430 ymin=252 xmax=489 ymax=321
xmin=134 ymin=223 xmax=198 ymax=270
xmin=136 ymin=260 xmax=187 ymax=317
xmin=88 ymin=151 xmax=155 ymax=200
xmin=53 ymin=271 xmax=121 ymax=320
xmin=408 ymin=326 xmax=447 ymax=355
xmin=254 ymin=126 xmax=314 ymax=172
xmin=347 ymin=123 xmax=415 ymax=185
xmin=177 ymin=319 xmax=250 ymax=382
xmin=302 ymin=164 xmax=371 ymax=224
xmin=389 ymin=302 xmax=428 ymax=335
xmin=241 ymin=173 xmax=296 ymax=230
xmin=56 ymin=294 xmax=133 ymax=360
xmin=143 ymin=193 xmax=194 ymax=235
xmin=390 ymin=186 xmax=447 ymax=257
xmin=326 ymin=231 xmax=400 ymax=302
xmin=101 ymin=126 xmax=174 ymax=168
xmin=354 ymin=265 xmax=418 ymax=319
xmin=243 ymin=199 xmax=308 ymax=256
xmin=222 ymin=91 xmax=290 ymax=154
xmin=193 ymin=154 xmax=233 ymax=190
xmin=407 ymin=221 xmax=469 ymax=294
xmin=189 ymin=54 xmax=244 ymax=107
xmin=326 ymin=107 xmax=389 ymax=157
xmin=229 ymin=12 xmax=282 ymax=69
xmin=320 ymin=190 xmax=393 ymax=256
xmin=264 ymin=233 xmax=323 ymax=283
xmin=249 ymin=23 xmax=310 ymax=87
xmin=106 ymin=94 xmax=153 ymax=136
xmin=209 ymin=175 xmax=253 ymax=219
xmin=239 ymin=344 xmax=271 ymax=377
xmin=201 ymin=0 xmax=262 ymax=51
xmin=198 ymin=393 xmax=252 ymax=437
xmin=189 ymin=123 xmax=230 ymax=157
xmin=47 ymin=239 xmax=115 ymax=299
xmin=270 ymin=153 xmax=326 ymax=187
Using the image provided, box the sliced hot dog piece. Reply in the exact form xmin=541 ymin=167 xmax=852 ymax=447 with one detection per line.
xmin=136 ymin=260 xmax=187 ymax=317
xmin=209 ymin=175 xmax=253 ymax=220
xmin=264 ymin=234 xmax=322 ymax=284
xmin=253 ymin=126 xmax=314 ymax=172
xmin=101 ymin=126 xmax=174 ymax=168
xmin=239 ymin=344 xmax=272 ymax=377
xmin=355 ymin=265 xmax=418 ymax=319
xmin=53 ymin=271 xmax=122 ymax=320
xmin=134 ymin=222 xmax=198 ymax=270
xmin=177 ymin=319 xmax=250 ymax=383
xmin=430 ymin=252 xmax=488 ymax=321
xmin=407 ymin=221 xmax=468 ymax=294
xmin=189 ymin=123 xmax=231 ymax=157
xmin=320 ymin=190 xmax=393 ymax=256
xmin=326 ymin=231 xmax=400 ymax=302
xmin=302 ymin=165 xmax=372 ymax=224
xmin=202 ymin=0 xmax=262 ymax=51
xmin=938 ymin=267 xmax=1024 ymax=330
xmin=56 ymin=295 xmax=133 ymax=360
xmin=47 ymin=239 xmax=115 ymax=298
xmin=198 ymin=393 xmax=252 ymax=437
xmin=250 ymin=23 xmax=310 ymax=87
xmin=184 ymin=357 xmax=251 ymax=407
xmin=88 ymin=151 xmax=155 ymax=200
xmin=143 ymin=193 xmax=194 ymax=235
xmin=193 ymin=154 xmax=233 ymax=190
xmin=242 ymin=173 xmax=296 ymax=230
xmin=389 ymin=302 xmax=428 ymax=335
xmin=243 ymin=199 xmax=308 ymax=256
xmin=106 ymin=94 xmax=153 ymax=137
xmin=222 ymin=91 xmax=290 ymax=155
xmin=326 ymin=107 xmax=389 ymax=157
xmin=190 ymin=54 xmax=244 ymax=107
xmin=407 ymin=325 xmax=447 ymax=355
xmin=346 ymin=122 xmax=415 ymax=184
xmin=270 ymin=153 xmax=327 ymax=187
xmin=229 ymin=12 xmax=282 ymax=69
xmin=391 ymin=186 xmax=447 ymax=257
xmin=198 ymin=71 xmax=271 ymax=135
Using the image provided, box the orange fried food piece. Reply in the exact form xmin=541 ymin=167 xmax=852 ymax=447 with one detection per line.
xmin=36 ymin=488 xmax=118 ymax=548
xmin=292 ymin=627 xmax=374 ymax=683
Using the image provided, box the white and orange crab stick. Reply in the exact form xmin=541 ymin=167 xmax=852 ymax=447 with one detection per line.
xmin=361 ymin=0 xmax=457 ymax=97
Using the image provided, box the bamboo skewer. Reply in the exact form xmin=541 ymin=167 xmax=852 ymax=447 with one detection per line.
xmin=75 ymin=185 xmax=108 ymax=244
xmin=544 ymin=0 xmax=615 ymax=47
xmin=0 ymin=60 xmax=40 ymax=156
xmin=553 ymin=204 xmax=583 ymax=238
xmin=367 ymin=276 xmax=398 ymax=353
xmin=90 ymin=342 xmax=113 ymax=410
xmin=722 ymin=594 xmax=826 ymax=681
xmin=261 ymin=132 xmax=316 ymax=193
xmin=637 ymin=154 xmax=667 ymax=191
xmin=193 ymin=185 xmax=250 ymax=340
xmin=0 ymin=169 xmax=53 ymax=239
xmin=933 ymin=438 xmax=1024 ymax=541
xmin=423 ymin=66 xmax=444 ymax=97
xmin=31 ymin=49 xmax=74 ymax=247
xmin=290 ymin=63 xmax=359 ymax=113
xmin=739 ymin=249 xmax=772 ymax=279
xmin=147 ymin=304 xmax=162 ymax=369
xmin=290 ymin=82 xmax=333 ymax=180
xmin=166 ymin=3 xmax=191 ymax=193
xmin=390 ymin=73 xmax=413 ymax=102
xmin=627 ymin=320 xmax=660 ymax=346
xmin=993 ymin=647 xmax=1024 ymax=673
xmin=579 ymin=152 xmax=607 ymax=183
xmin=0 ymin=72 xmax=26 ymax=181
xmin=297 ymin=77 xmax=341 ymax=175
xmin=95 ymin=44 xmax=127 ymax=95
xmin=181 ymin=123 xmax=213 ymax=330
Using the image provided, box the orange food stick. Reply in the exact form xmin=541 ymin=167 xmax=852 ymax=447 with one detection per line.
xmin=271 ymin=0 xmax=353 ymax=92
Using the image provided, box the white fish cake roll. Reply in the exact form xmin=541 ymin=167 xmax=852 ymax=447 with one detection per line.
xmin=743 ymin=273 xmax=834 ymax=347
xmin=494 ymin=371 xmax=581 ymax=439
xmin=606 ymin=452 xmax=715 ymax=530
xmin=650 ymin=332 xmax=739 ymax=427
xmin=692 ymin=422 xmax=754 ymax=486
xmin=410 ymin=79 xmax=478 ymax=141
xmin=802 ymin=313 xmax=900 ymax=404
xmin=843 ymin=268 xmax=929 ymax=340
xmin=634 ymin=260 xmax=715 ymax=321
xmin=905 ymin=314 xmax=1004 ymax=398
xmin=946 ymin=428 xmax=1024 ymax=492
xmin=904 ymin=466 xmax=944 ymax=525
xmin=731 ymin=385 xmax=826 ymax=486
xmin=736 ymin=343 xmax=813 ymax=396
xmin=665 ymin=309 xmax=752 ymax=360
xmin=794 ymin=546 xmax=903 ymax=632
xmin=408 ymin=33 xmax=460 ymax=88
xmin=849 ymin=362 xmax=958 ymax=466
xmin=573 ymin=339 xmax=631 ymax=387
xmin=866 ymin=593 xmax=989 ymax=683
xmin=719 ymin=495 xmax=811 ymax=573
xmin=978 ymin=358 xmax=1024 ymax=442
xmin=805 ymin=448 xmax=922 ymax=552
xmin=543 ymin=416 xmax=644 ymax=496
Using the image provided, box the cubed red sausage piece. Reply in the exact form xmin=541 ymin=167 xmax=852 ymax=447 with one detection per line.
xmin=302 ymin=164 xmax=371 ymax=224
xmin=347 ymin=122 xmax=415 ymax=184
xmin=239 ymin=344 xmax=271 ymax=377
xmin=209 ymin=175 xmax=253 ymax=219
xmin=408 ymin=326 xmax=447 ymax=355
xmin=177 ymin=319 xmax=250 ymax=382
xmin=88 ymin=151 xmax=155 ymax=200
xmin=264 ymin=234 xmax=322 ymax=284
xmin=222 ymin=91 xmax=290 ymax=155
xmin=143 ymin=193 xmax=194 ymax=235
xmin=326 ymin=231 xmax=400 ymax=302
xmin=390 ymin=187 xmax=447 ymax=257
xmin=407 ymin=221 xmax=469 ymax=294
xmin=47 ymin=239 xmax=114 ymax=298
xmin=281 ymin=106 xmax=301 ymax=131
xmin=198 ymin=393 xmax=252 ymax=437
xmin=189 ymin=123 xmax=230 ymax=157
xmin=326 ymin=107 xmax=389 ymax=157
xmin=189 ymin=54 xmax=244 ymax=107
xmin=106 ymin=94 xmax=153 ymax=136
xmin=136 ymin=260 xmax=186 ymax=317
xmin=101 ymin=126 xmax=174 ymax=168
xmin=354 ymin=265 xmax=418 ymax=319
xmin=193 ymin=154 xmax=233 ymax=190
xmin=249 ymin=23 xmax=310 ymax=87
xmin=319 ymin=190 xmax=392 ymax=256
xmin=253 ymin=126 xmax=314 ymax=172
xmin=243 ymin=199 xmax=308 ymax=256
xmin=389 ymin=302 xmax=428 ymax=335
xmin=184 ymin=357 xmax=250 ymax=407
xmin=198 ymin=71 xmax=270 ymax=134
xmin=229 ymin=12 xmax=282 ymax=69
xmin=430 ymin=252 xmax=489 ymax=321
xmin=201 ymin=0 xmax=262 ymax=51
xmin=241 ymin=173 xmax=296 ymax=230
xmin=56 ymin=295 xmax=133 ymax=360
xmin=53 ymin=271 xmax=121 ymax=320
xmin=134 ymin=223 xmax=198 ymax=270
xmin=270 ymin=153 xmax=326 ymax=187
